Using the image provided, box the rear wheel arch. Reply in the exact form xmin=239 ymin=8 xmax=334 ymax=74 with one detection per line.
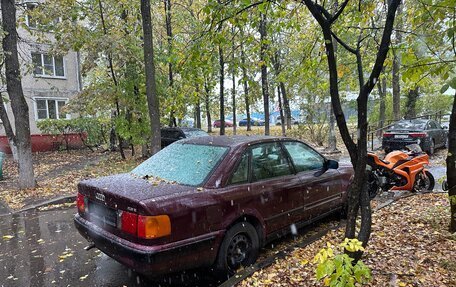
xmin=227 ymin=214 xmax=265 ymax=247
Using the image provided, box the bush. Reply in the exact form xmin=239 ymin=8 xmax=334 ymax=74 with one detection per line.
xmin=313 ymin=238 xmax=371 ymax=287
xmin=37 ymin=118 xmax=111 ymax=150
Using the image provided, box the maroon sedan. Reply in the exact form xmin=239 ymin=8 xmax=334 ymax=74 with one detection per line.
xmin=74 ymin=136 xmax=353 ymax=277
xmin=213 ymin=119 xmax=234 ymax=128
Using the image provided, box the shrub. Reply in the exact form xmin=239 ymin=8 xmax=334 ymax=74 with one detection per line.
xmin=313 ymin=238 xmax=371 ymax=287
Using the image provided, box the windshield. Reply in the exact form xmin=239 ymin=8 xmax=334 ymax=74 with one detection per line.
xmin=131 ymin=143 xmax=228 ymax=186
xmin=183 ymin=130 xmax=209 ymax=138
xmin=390 ymin=120 xmax=426 ymax=130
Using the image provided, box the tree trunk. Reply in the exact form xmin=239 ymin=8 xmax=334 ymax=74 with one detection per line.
xmin=241 ymin=41 xmax=251 ymax=132
xmin=280 ymin=82 xmax=292 ymax=130
xmin=404 ymin=87 xmax=419 ymax=119
xmin=205 ymin=82 xmax=212 ymax=133
xmin=219 ymin=45 xmax=225 ymax=136
xmin=1 ymin=0 xmax=35 ymax=189
xmin=141 ymin=0 xmax=161 ymax=155
xmin=392 ymin=1 xmax=403 ymax=121
xmin=272 ymin=51 xmax=292 ymax=131
xmin=98 ymin=0 xmax=125 ymax=159
xmin=447 ymin=91 xmax=456 ymax=232
xmin=277 ymin=86 xmax=286 ymax=136
xmin=0 ymin=93 xmax=18 ymax=161
xmin=377 ymin=74 xmax=387 ymax=136
xmin=260 ymin=12 xmax=270 ymax=136
xmin=232 ymin=67 xmax=237 ymax=135
xmin=164 ymin=0 xmax=176 ymax=127
xmin=328 ymin=103 xmax=337 ymax=151
xmin=195 ymin=86 xmax=202 ymax=129
xmin=303 ymin=0 xmax=400 ymax=253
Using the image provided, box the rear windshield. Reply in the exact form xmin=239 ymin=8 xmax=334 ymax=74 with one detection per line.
xmin=183 ymin=130 xmax=209 ymax=138
xmin=131 ymin=143 xmax=228 ymax=186
xmin=390 ymin=120 xmax=426 ymax=130
xmin=161 ymin=130 xmax=182 ymax=139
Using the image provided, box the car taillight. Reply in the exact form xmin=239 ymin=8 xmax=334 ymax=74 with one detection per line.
xmin=137 ymin=215 xmax=171 ymax=239
xmin=410 ymin=132 xmax=426 ymax=138
xmin=117 ymin=210 xmax=138 ymax=236
xmin=77 ymin=193 xmax=85 ymax=213
xmin=383 ymin=132 xmax=393 ymax=137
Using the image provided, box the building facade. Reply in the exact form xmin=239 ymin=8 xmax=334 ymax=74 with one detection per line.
xmin=0 ymin=2 xmax=82 ymax=152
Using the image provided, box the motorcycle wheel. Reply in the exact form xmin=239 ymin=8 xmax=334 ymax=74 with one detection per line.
xmin=413 ymin=170 xmax=435 ymax=192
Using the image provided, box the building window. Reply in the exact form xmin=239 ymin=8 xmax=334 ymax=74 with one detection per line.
xmin=35 ymin=99 xmax=68 ymax=120
xmin=32 ymin=53 xmax=65 ymax=78
xmin=26 ymin=4 xmax=61 ymax=29
xmin=26 ymin=4 xmax=39 ymax=28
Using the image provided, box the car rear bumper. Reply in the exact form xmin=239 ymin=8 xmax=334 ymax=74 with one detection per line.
xmin=74 ymin=214 xmax=224 ymax=276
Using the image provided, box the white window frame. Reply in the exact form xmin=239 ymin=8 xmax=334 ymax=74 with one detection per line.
xmin=31 ymin=53 xmax=66 ymax=79
xmin=26 ymin=4 xmax=61 ymax=30
xmin=25 ymin=4 xmax=38 ymax=29
xmin=33 ymin=97 xmax=70 ymax=121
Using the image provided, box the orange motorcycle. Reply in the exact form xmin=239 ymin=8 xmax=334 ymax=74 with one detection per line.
xmin=367 ymin=144 xmax=434 ymax=199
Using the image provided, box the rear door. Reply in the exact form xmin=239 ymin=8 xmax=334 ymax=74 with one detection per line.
xmin=282 ymin=141 xmax=343 ymax=221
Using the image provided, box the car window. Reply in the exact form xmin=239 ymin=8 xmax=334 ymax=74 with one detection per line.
xmin=161 ymin=129 xmax=182 ymax=139
xmin=251 ymin=143 xmax=292 ymax=181
xmin=183 ymin=130 xmax=209 ymax=138
xmin=390 ymin=120 xmax=426 ymax=130
xmin=131 ymin=143 xmax=228 ymax=186
xmin=229 ymin=152 xmax=249 ymax=185
xmin=283 ymin=141 xmax=325 ymax=172
xmin=428 ymin=121 xmax=438 ymax=129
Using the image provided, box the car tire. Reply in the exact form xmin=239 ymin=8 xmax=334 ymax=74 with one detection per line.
xmin=214 ymin=222 xmax=260 ymax=277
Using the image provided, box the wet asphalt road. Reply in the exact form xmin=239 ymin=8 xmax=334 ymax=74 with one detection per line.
xmin=0 ymin=208 xmax=220 ymax=287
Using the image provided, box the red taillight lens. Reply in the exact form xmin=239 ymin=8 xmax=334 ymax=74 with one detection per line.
xmin=118 ymin=211 xmax=138 ymax=236
xmin=383 ymin=132 xmax=393 ymax=137
xmin=410 ymin=132 xmax=426 ymax=138
xmin=77 ymin=193 xmax=85 ymax=213
xmin=137 ymin=215 xmax=171 ymax=239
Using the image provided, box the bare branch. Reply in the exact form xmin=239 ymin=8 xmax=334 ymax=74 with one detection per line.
xmin=330 ymin=0 xmax=349 ymax=24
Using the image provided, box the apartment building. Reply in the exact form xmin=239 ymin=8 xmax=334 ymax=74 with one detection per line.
xmin=0 ymin=1 xmax=82 ymax=152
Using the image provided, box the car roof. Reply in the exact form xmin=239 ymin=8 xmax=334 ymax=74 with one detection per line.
xmin=178 ymin=135 xmax=295 ymax=147
xmin=161 ymin=127 xmax=204 ymax=132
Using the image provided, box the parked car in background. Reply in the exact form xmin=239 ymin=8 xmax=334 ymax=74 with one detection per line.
xmin=382 ymin=119 xmax=448 ymax=154
xmin=275 ymin=115 xmax=299 ymax=126
xmin=239 ymin=118 xmax=265 ymax=126
xmin=160 ymin=127 xmax=208 ymax=148
xmin=213 ymin=119 xmax=234 ymax=128
xmin=74 ymin=136 xmax=353 ymax=277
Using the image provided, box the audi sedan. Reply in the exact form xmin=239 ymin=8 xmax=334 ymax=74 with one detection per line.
xmin=382 ymin=119 xmax=448 ymax=154
xmin=74 ymin=136 xmax=353 ymax=277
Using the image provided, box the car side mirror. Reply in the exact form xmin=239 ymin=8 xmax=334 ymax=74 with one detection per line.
xmin=327 ymin=159 xmax=339 ymax=169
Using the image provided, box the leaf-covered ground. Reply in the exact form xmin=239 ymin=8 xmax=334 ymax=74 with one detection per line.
xmin=238 ymin=193 xmax=455 ymax=287
xmin=0 ymin=150 xmax=142 ymax=209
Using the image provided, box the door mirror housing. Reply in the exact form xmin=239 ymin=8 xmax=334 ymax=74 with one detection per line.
xmin=327 ymin=159 xmax=339 ymax=170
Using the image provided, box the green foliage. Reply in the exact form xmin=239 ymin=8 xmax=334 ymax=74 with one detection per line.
xmin=313 ymin=239 xmax=371 ymax=287
xmin=37 ymin=118 xmax=110 ymax=148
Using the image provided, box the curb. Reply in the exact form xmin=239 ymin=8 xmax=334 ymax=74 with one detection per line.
xmin=12 ymin=194 xmax=77 ymax=214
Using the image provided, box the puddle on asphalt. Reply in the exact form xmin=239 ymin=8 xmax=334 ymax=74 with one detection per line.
xmin=0 ymin=208 xmax=220 ymax=287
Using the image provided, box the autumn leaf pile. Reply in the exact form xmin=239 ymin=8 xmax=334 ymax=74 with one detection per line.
xmin=0 ymin=150 xmax=142 ymax=209
xmin=239 ymin=193 xmax=455 ymax=287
